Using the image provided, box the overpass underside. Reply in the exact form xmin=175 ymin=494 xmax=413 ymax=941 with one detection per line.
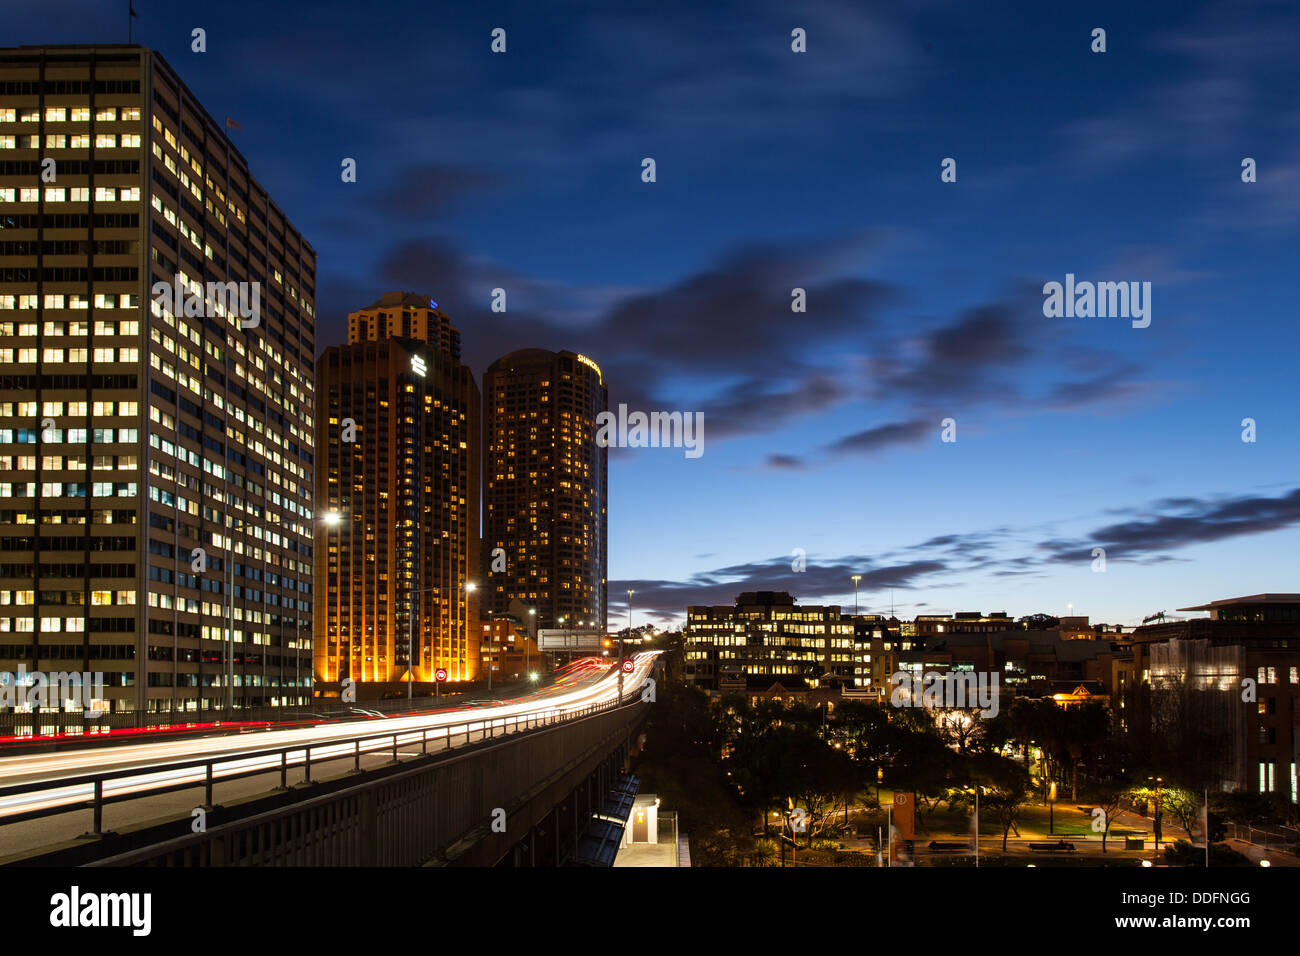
xmin=84 ymin=701 xmax=649 ymax=867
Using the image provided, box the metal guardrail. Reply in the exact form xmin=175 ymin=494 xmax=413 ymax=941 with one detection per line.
xmin=1227 ymin=823 xmax=1300 ymax=854
xmin=0 ymin=691 xmax=520 ymax=741
xmin=0 ymin=694 xmax=632 ymax=834
xmin=86 ymin=699 xmax=649 ymax=867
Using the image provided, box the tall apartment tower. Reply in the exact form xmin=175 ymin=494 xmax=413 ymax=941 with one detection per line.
xmin=316 ymin=293 xmax=481 ymax=689
xmin=0 ymin=46 xmax=317 ymax=714
xmin=483 ymin=349 xmax=607 ymax=633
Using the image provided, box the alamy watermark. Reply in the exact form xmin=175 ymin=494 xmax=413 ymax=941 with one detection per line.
xmin=0 ymin=666 xmax=106 ymax=717
xmin=595 ymin=404 xmax=704 ymax=459
xmin=151 ymin=274 xmax=261 ymax=328
xmin=1042 ymin=273 xmax=1150 ymax=328
xmin=889 ymin=670 xmax=1000 ymax=718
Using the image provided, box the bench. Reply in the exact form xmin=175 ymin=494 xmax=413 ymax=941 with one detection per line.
xmin=1028 ymin=841 xmax=1076 ymax=852
xmin=928 ymin=841 xmax=970 ymax=851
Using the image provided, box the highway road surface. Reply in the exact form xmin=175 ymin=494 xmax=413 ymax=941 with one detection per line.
xmin=0 ymin=653 xmax=657 ymax=824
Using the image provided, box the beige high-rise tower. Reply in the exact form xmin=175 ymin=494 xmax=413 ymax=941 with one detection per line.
xmin=315 ymin=293 xmax=481 ymax=690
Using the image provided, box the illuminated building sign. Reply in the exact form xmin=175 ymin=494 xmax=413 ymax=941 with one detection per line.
xmin=411 ymin=354 xmax=427 ymax=377
xmin=576 ymin=353 xmax=602 ymax=383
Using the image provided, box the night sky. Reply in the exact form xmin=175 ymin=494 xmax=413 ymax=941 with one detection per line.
xmin=11 ymin=0 xmax=1298 ymax=626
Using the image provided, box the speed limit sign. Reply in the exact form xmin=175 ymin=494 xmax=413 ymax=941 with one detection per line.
xmin=621 ymin=659 xmax=634 ymax=674
xmin=435 ymin=668 xmax=447 ymax=682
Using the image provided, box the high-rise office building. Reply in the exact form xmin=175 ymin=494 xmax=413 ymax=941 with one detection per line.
xmin=315 ymin=292 xmax=481 ymax=688
xmin=483 ymin=349 xmax=607 ymax=633
xmin=0 ymin=45 xmax=317 ymax=714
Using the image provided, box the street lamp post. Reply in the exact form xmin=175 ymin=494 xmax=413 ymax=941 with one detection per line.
xmin=1148 ymin=775 xmax=1164 ymax=858
xmin=622 ymin=589 xmax=633 ymax=701
xmin=295 ymin=511 xmax=342 ymax=708
xmin=485 ymin=612 xmax=493 ymax=691
xmin=851 ymin=574 xmax=862 ymax=615
xmin=887 ymin=801 xmax=892 ymax=868
xmin=222 ymin=505 xmax=344 ymax=718
xmin=527 ymin=608 xmax=535 ymax=680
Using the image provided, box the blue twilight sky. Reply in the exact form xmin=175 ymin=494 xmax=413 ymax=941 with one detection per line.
xmin=10 ymin=0 xmax=1298 ymax=627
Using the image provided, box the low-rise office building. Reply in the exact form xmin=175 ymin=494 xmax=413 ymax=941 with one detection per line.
xmin=1132 ymin=594 xmax=1300 ymax=799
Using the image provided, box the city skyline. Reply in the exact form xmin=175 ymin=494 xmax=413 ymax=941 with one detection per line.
xmin=4 ymin=1 xmax=1297 ymax=631
xmin=0 ymin=2 xmax=1297 ymax=892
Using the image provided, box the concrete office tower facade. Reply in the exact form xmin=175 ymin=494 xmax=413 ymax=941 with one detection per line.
xmin=0 ymin=45 xmax=317 ymax=715
xmin=483 ymin=349 xmax=607 ymax=634
xmin=316 ymin=293 xmax=481 ymax=690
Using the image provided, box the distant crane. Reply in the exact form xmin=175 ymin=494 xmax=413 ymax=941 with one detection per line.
xmin=1142 ymin=611 xmax=1167 ymax=624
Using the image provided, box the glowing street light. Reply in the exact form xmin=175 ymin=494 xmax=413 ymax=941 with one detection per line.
xmin=621 ymin=589 xmax=634 ymax=701
xmin=464 ymin=582 xmax=478 ymax=688
xmin=527 ymin=608 xmax=536 ymax=678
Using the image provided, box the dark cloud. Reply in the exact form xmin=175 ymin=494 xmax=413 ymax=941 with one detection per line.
xmin=371 ymin=162 xmax=505 ymax=220
xmin=323 ymin=234 xmax=890 ymax=427
xmin=701 ymin=372 xmax=848 ymax=440
xmin=595 ymin=244 xmax=893 ymax=375
xmin=764 ymin=453 xmax=809 ymax=471
xmin=613 ymin=554 xmax=950 ymax=617
xmin=321 ymin=237 xmax=1153 ymax=461
xmin=1040 ymin=487 xmax=1300 ymax=562
xmin=818 ymin=288 xmax=1158 ymax=461
xmin=1043 ymin=366 xmax=1148 ymax=410
xmin=614 ymin=484 xmax=1300 ymax=619
xmin=825 ymin=417 xmax=930 ymax=456
xmin=873 ymin=301 xmax=1033 ymax=401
